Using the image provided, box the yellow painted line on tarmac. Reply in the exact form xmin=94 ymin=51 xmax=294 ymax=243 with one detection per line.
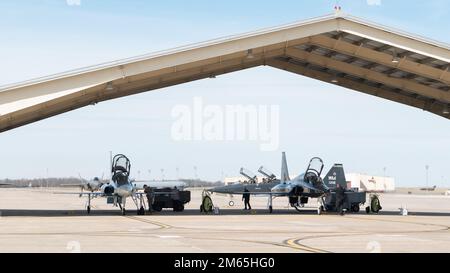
xmin=125 ymin=216 xmax=172 ymax=230
xmin=285 ymin=238 xmax=331 ymax=253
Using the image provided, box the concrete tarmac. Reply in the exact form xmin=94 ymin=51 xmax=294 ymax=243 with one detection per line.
xmin=0 ymin=188 xmax=449 ymax=253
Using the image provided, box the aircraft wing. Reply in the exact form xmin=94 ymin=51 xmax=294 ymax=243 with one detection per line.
xmin=53 ymin=192 xmax=104 ymax=196
xmin=209 ymin=182 xmax=280 ymax=195
xmin=59 ymin=184 xmax=83 ymax=187
xmin=133 ymin=181 xmax=187 ymax=190
xmin=134 ymin=192 xmax=180 ymax=196
xmin=209 ymin=190 xmax=284 ymax=197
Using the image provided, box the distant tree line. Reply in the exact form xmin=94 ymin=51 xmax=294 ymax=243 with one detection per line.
xmin=0 ymin=178 xmax=224 ymax=188
xmin=180 ymin=179 xmax=224 ymax=188
xmin=0 ymin=178 xmax=81 ymax=188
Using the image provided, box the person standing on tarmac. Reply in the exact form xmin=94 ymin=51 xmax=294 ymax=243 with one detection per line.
xmin=144 ymin=185 xmax=154 ymax=213
xmin=243 ymin=188 xmax=252 ymax=210
xmin=335 ymin=183 xmax=346 ymax=216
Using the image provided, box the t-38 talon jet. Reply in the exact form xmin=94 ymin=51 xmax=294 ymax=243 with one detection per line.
xmin=59 ymin=154 xmax=149 ymax=215
xmin=209 ymin=166 xmax=280 ymax=207
xmin=209 ymin=152 xmax=345 ymax=213
xmin=61 ymin=176 xmax=105 ymax=196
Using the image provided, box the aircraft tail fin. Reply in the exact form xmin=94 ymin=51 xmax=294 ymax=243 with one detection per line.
xmin=280 ymin=152 xmax=290 ymax=183
xmin=323 ymin=164 xmax=347 ymax=190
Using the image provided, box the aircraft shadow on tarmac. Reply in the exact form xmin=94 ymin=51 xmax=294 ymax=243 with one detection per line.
xmin=1 ymin=209 xmax=450 ymax=218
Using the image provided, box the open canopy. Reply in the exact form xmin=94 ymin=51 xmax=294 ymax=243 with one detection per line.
xmin=0 ymin=12 xmax=449 ymax=133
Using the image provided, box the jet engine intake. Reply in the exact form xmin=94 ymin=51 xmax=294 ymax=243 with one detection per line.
xmin=103 ymin=185 xmax=115 ymax=195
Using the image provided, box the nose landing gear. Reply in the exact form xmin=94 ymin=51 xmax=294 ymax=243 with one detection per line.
xmin=86 ymin=193 xmax=92 ymax=215
xmin=118 ymin=198 xmax=127 ymax=216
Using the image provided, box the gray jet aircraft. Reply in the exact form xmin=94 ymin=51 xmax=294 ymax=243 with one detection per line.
xmin=61 ymin=177 xmax=105 ymax=195
xmin=209 ymin=152 xmax=346 ymax=213
xmin=61 ymin=154 xmax=150 ymax=215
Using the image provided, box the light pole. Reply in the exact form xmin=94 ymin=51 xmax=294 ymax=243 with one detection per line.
xmin=161 ymin=169 xmax=165 ymax=181
xmin=176 ymin=167 xmax=180 ymax=179
xmin=426 ymin=165 xmax=430 ymax=193
xmin=194 ymin=166 xmax=198 ymax=181
xmin=46 ymin=168 xmax=49 ymax=189
xmin=109 ymin=151 xmax=113 ymax=180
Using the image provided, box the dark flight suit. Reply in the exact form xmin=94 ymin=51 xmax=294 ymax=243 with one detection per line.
xmin=243 ymin=189 xmax=251 ymax=210
xmin=144 ymin=186 xmax=154 ymax=212
xmin=335 ymin=185 xmax=346 ymax=215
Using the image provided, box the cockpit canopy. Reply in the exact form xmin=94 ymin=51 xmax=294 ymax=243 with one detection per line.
xmin=258 ymin=166 xmax=277 ymax=182
xmin=111 ymin=154 xmax=131 ymax=186
xmin=304 ymin=157 xmax=324 ymax=185
xmin=240 ymin=168 xmax=257 ymax=184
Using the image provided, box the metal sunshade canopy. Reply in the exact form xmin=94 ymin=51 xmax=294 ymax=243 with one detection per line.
xmin=0 ymin=12 xmax=449 ymax=133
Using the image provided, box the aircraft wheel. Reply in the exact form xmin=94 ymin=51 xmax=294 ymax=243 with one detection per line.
xmin=87 ymin=206 xmax=91 ymax=214
xmin=351 ymin=204 xmax=360 ymax=213
xmin=173 ymin=202 xmax=184 ymax=212
xmin=317 ymin=206 xmax=324 ymax=215
xmin=138 ymin=207 xmax=145 ymax=215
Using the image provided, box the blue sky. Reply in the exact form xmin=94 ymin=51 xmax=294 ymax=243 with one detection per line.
xmin=0 ymin=0 xmax=449 ymax=187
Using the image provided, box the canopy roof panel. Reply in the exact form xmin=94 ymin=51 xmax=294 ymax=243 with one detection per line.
xmin=0 ymin=13 xmax=449 ymax=132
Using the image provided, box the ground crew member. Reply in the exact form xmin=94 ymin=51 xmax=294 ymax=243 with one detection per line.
xmin=335 ymin=183 xmax=346 ymax=216
xmin=243 ymin=188 xmax=251 ymax=210
xmin=144 ymin=185 xmax=154 ymax=213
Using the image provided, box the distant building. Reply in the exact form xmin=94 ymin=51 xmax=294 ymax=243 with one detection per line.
xmin=346 ymin=173 xmax=396 ymax=192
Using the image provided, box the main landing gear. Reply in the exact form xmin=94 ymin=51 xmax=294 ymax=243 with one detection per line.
xmin=267 ymin=195 xmax=274 ymax=214
xmin=118 ymin=198 xmax=127 ymax=215
xmin=135 ymin=194 xmax=146 ymax=215
xmin=86 ymin=193 xmax=92 ymax=215
xmin=317 ymin=197 xmax=326 ymax=215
